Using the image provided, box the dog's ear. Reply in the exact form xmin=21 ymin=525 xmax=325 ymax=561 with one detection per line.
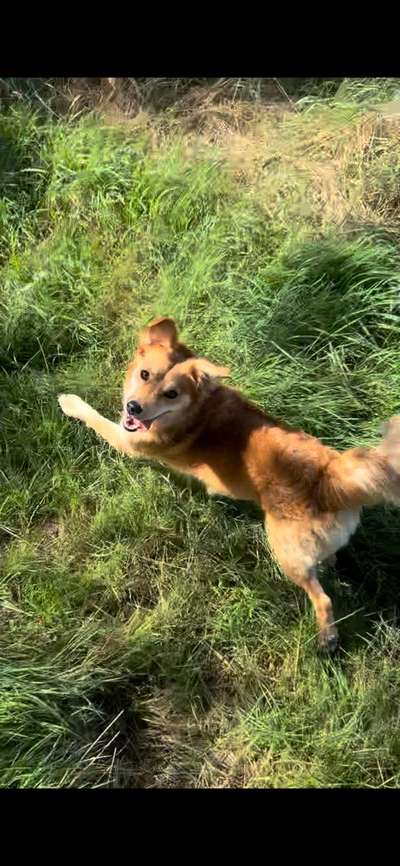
xmin=139 ymin=317 xmax=178 ymax=350
xmin=186 ymin=358 xmax=230 ymax=385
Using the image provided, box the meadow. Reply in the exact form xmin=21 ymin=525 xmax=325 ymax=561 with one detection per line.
xmin=2 ymin=78 xmax=400 ymax=787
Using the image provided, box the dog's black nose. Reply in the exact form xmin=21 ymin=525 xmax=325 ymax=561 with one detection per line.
xmin=127 ymin=400 xmax=142 ymax=416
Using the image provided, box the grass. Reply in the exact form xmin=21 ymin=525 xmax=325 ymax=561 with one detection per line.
xmin=2 ymin=78 xmax=400 ymax=787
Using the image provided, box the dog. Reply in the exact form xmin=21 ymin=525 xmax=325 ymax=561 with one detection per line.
xmin=58 ymin=316 xmax=400 ymax=652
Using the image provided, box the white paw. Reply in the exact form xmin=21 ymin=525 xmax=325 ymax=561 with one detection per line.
xmin=58 ymin=393 xmax=90 ymax=420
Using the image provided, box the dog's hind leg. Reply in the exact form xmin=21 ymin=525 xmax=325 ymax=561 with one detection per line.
xmin=287 ymin=564 xmax=337 ymax=652
xmin=265 ymin=514 xmax=338 ymax=653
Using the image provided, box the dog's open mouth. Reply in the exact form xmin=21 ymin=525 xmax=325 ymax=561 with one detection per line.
xmin=123 ymin=416 xmax=152 ymax=433
xmin=122 ymin=409 xmax=171 ymax=433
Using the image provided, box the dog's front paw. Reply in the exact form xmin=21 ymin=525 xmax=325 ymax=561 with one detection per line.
xmin=58 ymin=394 xmax=90 ymax=421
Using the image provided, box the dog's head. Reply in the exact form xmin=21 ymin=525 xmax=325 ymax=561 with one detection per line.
xmin=122 ymin=317 xmax=229 ymax=435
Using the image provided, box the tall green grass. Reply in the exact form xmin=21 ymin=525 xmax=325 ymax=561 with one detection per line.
xmin=1 ymin=82 xmax=400 ymax=787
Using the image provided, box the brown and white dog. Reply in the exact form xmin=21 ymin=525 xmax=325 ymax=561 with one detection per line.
xmin=59 ymin=316 xmax=400 ymax=652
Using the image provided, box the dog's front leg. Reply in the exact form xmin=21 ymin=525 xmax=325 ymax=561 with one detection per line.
xmin=58 ymin=394 xmax=137 ymax=456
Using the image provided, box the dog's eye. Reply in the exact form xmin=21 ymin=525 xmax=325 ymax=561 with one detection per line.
xmin=140 ymin=370 xmax=150 ymax=381
xmin=164 ymin=389 xmax=178 ymax=399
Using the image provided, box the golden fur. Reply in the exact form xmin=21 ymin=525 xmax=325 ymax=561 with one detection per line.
xmin=59 ymin=317 xmax=400 ymax=652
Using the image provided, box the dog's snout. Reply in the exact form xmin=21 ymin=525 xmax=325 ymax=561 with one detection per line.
xmin=127 ymin=400 xmax=142 ymax=416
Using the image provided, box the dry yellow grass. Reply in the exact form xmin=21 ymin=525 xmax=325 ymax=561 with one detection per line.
xmin=194 ymin=103 xmax=400 ymax=236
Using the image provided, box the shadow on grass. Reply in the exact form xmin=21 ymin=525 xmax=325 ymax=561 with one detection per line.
xmin=332 ymin=506 xmax=400 ymax=648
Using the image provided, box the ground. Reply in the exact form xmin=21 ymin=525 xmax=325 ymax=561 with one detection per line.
xmin=2 ymin=78 xmax=400 ymax=787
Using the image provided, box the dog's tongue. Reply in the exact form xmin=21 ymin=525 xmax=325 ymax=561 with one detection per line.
xmin=125 ymin=416 xmax=150 ymax=432
xmin=125 ymin=415 xmax=147 ymax=430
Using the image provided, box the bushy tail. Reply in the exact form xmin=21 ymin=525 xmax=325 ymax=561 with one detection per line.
xmin=318 ymin=416 xmax=400 ymax=511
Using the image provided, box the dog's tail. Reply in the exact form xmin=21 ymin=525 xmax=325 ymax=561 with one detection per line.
xmin=317 ymin=415 xmax=400 ymax=511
